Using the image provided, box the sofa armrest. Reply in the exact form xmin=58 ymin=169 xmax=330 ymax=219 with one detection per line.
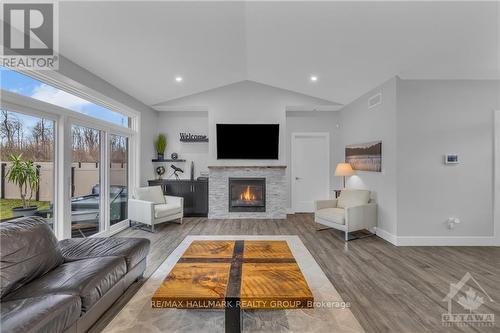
xmin=164 ymin=195 xmax=184 ymax=208
xmin=345 ymin=203 xmax=377 ymax=232
xmin=315 ymin=199 xmax=337 ymax=211
xmin=128 ymin=199 xmax=154 ymax=225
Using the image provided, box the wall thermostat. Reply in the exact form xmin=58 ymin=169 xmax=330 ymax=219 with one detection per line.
xmin=444 ymin=154 xmax=459 ymax=164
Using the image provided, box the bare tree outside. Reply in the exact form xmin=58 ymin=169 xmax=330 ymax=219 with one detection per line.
xmin=110 ymin=135 xmax=127 ymax=164
xmin=0 ymin=110 xmax=54 ymax=220
xmin=71 ymin=125 xmax=100 ymax=163
xmin=0 ymin=110 xmax=53 ymax=161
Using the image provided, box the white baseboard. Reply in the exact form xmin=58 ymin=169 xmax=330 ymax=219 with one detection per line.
xmin=396 ymin=236 xmax=498 ymax=246
xmin=375 ymin=228 xmax=398 ymax=245
xmin=287 ymin=208 xmax=295 ymax=214
xmin=374 ymin=227 xmax=497 ymax=246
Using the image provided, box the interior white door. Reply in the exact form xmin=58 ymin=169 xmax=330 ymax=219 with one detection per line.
xmin=292 ymin=133 xmax=330 ymax=212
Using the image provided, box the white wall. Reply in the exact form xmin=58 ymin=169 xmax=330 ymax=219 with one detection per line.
xmin=285 ymin=111 xmax=342 ymax=208
xmin=158 ymin=80 xmax=337 ymax=165
xmin=397 ymin=80 xmax=500 ymax=238
xmin=138 ymin=110 xmax=160 ymax=185
xmin=156 ymin=80 xmax=340 ymax=203
xmin=339 ymin=77 xmax=399 ymax=237
xmin=157 ymin=111 xmax=209 ymax=179
xmin=339 ymin=77 xmax=499 ymax=245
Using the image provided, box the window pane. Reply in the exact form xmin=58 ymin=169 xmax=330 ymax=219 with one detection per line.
xmin=71 ymin=125 xmax=101 ymax=237
xmin=110 ymin=134 xmax=128 ymax=225
xmin=0 ymin=67 xmax=129 ymax=127
xmin=0 ymin=110 xmax=55 ymax=228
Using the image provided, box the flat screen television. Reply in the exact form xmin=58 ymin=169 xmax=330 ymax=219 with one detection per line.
xmin=217 ymin=124 xmax=279 ymax=159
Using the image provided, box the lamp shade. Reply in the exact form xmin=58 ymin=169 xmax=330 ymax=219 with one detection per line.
xmin=335 ymin=163 xmax=354 ymax=176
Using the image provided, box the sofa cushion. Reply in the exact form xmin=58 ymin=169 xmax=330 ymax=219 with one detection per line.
xmin=58 ymin=237 xmax=150 ymax=271
xmin=154 ymin=203 xmax=182 ymax=218
xmin=0 ymin=216 xmax=64 ymax=298
xmin=134 ymin=186 xmax=165 ymax=204
xmin=0 ymin=294 xmax=81 ymax=333
xmin=4 ymin=256 xmax=126 ymax=312
xmin=337 ymin=189 xmax=370 ymax=209
xmin=316 ymin=208 xmax=346 ymax=225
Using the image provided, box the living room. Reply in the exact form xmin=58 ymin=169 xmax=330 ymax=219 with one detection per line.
xmin=0 ymin=1 xmax=499 ymax=333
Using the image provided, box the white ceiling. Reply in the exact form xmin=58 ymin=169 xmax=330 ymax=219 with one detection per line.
xmin=59 ymin=1 xmax=499 ymax=109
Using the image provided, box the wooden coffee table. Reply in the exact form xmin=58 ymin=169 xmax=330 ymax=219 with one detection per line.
xmin=152 ymin=240 xmax=314 ymax=333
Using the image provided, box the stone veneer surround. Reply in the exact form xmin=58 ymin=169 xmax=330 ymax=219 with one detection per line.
xmin=208 ymin=166 xmax=287 ymax=219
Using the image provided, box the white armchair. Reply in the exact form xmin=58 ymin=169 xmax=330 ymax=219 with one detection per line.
xmin=314 ymin=189 xmax=377 ymax=241
xmin=128 ymin=186 xmax=183 ymax=232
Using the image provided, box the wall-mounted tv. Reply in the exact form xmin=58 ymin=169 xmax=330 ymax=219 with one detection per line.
xmin=217 ymin=124 xmax=279 ymax=159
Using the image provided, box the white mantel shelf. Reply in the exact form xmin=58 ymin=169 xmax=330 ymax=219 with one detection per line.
xmin=208 ymin=165 xmax=287 ymax=169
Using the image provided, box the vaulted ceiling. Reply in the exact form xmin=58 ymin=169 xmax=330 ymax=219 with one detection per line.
xmin=59 ymin=1 xmax=499 ymax=109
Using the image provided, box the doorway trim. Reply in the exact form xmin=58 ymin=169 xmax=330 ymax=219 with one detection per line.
xmin=291 ymin=132 xmax=330 ymax=213
xmin=494 ymin=110 xmax=500 ymax=245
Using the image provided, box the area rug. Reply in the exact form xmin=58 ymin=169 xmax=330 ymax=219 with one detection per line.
xmin=103 ymin=235 xmax=365 ymax=333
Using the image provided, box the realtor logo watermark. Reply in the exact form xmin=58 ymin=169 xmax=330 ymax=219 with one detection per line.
xmin=442 ymin=272 xmax=495 ymax=327
xmin=1 ymin=0 xmax=58 ymax=70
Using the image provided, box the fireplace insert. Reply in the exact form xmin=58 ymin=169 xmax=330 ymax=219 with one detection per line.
xmin=228 ymin=178 xmax=266 ymax=212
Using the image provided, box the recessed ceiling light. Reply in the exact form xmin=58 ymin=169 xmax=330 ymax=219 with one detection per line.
xmin=175 ymin=76 xmax=183 ymax=82
xmin=310 ymin=76 xmax=318 ymax=82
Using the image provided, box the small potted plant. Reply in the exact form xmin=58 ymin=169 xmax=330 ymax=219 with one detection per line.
xmin=6 ymin=154 xmax=40 ymax=217
xmin=155 ymin=134 xmax=167 ymax=160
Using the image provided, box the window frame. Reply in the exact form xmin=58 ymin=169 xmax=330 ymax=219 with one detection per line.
xmin=107 ymin=133 xmax=130 ymax=232
xmin=0 ymin=99 xmax=60 ymax=235
xmin=1 ymin=89 xmax=139 ymax=238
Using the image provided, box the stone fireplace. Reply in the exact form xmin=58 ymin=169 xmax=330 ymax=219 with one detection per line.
xmin=208 ymin=166 xmax=286 ymax=219
xmin=229 ymin=178 xmax=266 ymax=212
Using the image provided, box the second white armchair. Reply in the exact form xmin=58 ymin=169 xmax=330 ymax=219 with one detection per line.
xmin=128 ymin=186 xmax=183 ymax=232
xmin=314 ymin=189 xmax=377 ymax=241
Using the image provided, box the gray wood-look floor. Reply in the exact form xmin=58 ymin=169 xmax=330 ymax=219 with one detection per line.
xmin=90 ymin=215 xmax=500 ymax=333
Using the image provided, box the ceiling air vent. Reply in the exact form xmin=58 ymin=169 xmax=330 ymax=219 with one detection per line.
xmin=368 ymin=93 xmax=382 ymax=109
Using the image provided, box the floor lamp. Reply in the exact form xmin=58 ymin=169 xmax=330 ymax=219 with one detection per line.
xmin=335 ymin=163 xmax=354 ymax=189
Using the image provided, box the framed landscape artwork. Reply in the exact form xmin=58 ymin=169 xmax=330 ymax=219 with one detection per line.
xmin=345 ymin=141 xmax=382 ymax=172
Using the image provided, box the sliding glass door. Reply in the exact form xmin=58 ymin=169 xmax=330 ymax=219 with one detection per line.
xmin=70 ymin=123 xmax=131 ymax=236
xmin=71 ymin=124 xmax=102 ymax=237
xmin=109 ymin=134 xmax=128 ymax=226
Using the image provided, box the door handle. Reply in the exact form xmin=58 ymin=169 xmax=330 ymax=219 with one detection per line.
xmin=295 ymin=177 xmax=301 ymax=180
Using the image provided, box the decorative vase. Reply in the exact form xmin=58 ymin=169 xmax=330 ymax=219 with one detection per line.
xmin=157 ymin=153 xmax=164 ymax=160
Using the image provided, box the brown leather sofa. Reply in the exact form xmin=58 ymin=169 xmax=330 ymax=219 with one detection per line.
xmin=0 ymin=216 xmax=150 ymax=333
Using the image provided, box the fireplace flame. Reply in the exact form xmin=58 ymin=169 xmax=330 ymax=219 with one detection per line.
xmin=240 ymin=186 xmax=256 ymax=201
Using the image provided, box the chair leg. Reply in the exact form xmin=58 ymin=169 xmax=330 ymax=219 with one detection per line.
xmin=131 ymin=221 xmax=155 ymax=233
xmin=151 ymin=223 xmax=155 ymax=233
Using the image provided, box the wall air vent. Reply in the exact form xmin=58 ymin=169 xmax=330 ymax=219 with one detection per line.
xmin=368 ymin=93 xmax=382 ymax=109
